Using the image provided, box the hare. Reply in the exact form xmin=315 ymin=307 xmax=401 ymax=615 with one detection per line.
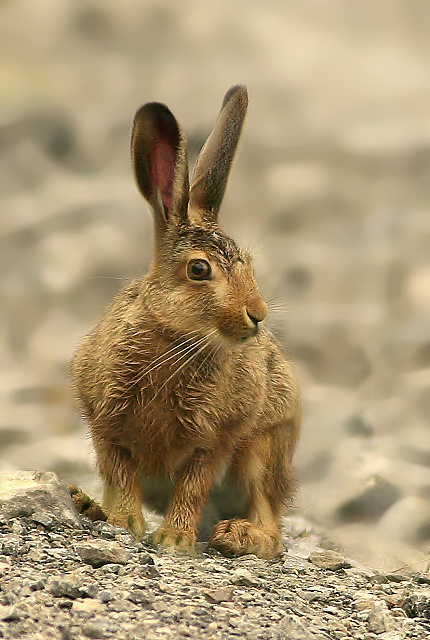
xmin=72 ymin=85 xmax=301 ymax=559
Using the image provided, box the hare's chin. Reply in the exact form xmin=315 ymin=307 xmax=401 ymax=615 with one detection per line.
xmin=216 ymin=327 xmax=259 ymax=347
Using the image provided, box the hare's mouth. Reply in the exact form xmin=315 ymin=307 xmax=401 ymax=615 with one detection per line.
xmin=217 ymin=323 xmax=260 ymax=345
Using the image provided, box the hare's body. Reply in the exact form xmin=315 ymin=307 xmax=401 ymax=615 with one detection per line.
xmin=72 ymin=86 xmax=301 ymax=558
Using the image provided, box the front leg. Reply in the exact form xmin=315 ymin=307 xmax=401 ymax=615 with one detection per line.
xmin=94 ymin=437 xmax=146 ymax=540
xmin=152 ymin=448 xmax=218 ymax=552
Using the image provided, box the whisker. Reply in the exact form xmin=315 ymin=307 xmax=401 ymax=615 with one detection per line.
xmin=89 ymin=275 xmax=129 ymax=281
xmin=129 ymin=330 xmax=207 ymax=385
xmin=147 ymin=331 xmax=217 ymax=405
xmin=186 ymin=340 xmax=219 ymax=388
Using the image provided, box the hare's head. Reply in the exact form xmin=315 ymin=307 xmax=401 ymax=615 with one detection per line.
xmin=131 ymin=86 xmax=267 ymax=345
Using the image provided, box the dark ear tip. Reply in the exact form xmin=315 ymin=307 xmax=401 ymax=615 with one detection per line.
xmin=222 ymin=85 xmax=248 ymax=111
xmin=133 ymin=101 xmax=174 ymax=128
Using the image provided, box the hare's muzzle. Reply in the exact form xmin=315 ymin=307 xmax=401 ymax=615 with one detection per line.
xmin=244 ymin=295 xmax=268 ymax=336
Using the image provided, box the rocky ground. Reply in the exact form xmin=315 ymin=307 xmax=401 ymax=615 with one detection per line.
xmin=0 ymin=472 xmax=430 ymax=640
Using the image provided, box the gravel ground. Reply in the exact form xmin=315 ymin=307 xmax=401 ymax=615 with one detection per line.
xmin=0 ymin=472 xmax=429 ymax=640
xmin=1 ymin=512 xmax=430 ymax=640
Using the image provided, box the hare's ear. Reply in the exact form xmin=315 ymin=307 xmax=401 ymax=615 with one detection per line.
xmin=189 ymin=85 xmax=248 ymax=224
xmin=131 ymin=102 xmax=189 ymax=232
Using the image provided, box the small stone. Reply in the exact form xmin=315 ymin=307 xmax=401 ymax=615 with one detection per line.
xmin=75 ymin=540 xmax=129 ymax=568
xmin=98 ymin=590 xmax=114 ymax=603
xmin=82 ymin=624 xmax=107 ymax=639
xmin=299 ymin=586 xmax=333 ymax=602
xmin=108 ymin=599 xmax=139 ymax=613
xmin=140 ymin=564 xmax=160 ymax=578
xmin=0 ymin=605 xmax=17 ymax=622
xmin=96 ymin=563 xmax=124 ymax=575
xmin=205 ymin=587 xmax=234 ymax=604
xmin=308 ymin=550 xmax=352 ymax=571
xmin=367 ymin=601 xmax=395 ymax=634
xmin=29 ymin=579 xmax=45 ymax=591
xmin=0 ymin=560 xmax=11 ymax=575
xmin=72 ymin=600 xmax=104 ymax=614
xmin=385 ymin=573 xmax=410 ymax=583
xmin=274 ymin=613 xmax=322 ymax=639
xmin=31 ymin=512 xmax=54 ymax=528
xmin=402 ymin=589 xmax=430 ymax=619
xmin=27 ymin=548 xmax=45 ymax=562
xmin=353 ymin=592 xmax=378 ymax=611
xmin=49 ymin=578 xmax=82 ymax=599
xmin=127 ymin=589 xmax=153 ymax=607
xmin=231 ymin=568 xmax=260 ymax=587
xmin=138 ymin=552 xmax=155 ymax=565
xmin=1 ymin=535 xmax=21 ymax=556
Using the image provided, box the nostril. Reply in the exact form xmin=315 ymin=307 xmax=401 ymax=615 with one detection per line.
xmin=246 ymin=311 xmax=261 ymax=326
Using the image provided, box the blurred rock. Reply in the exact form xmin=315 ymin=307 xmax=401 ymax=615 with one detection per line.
xmin=334 ymin=475 xmax=402 ymax=524
xmin=376 ymin=496 xmax=430 ymax=544
xmin=326 ymin=524 xmax=430 ymax=575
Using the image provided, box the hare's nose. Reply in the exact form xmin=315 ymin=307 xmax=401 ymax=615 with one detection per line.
xmin=246 ymin=297 xmax=268 ymax=325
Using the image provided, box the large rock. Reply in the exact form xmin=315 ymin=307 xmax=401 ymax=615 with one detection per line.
xmin=0 ymin=470 xmax=81 ymax=529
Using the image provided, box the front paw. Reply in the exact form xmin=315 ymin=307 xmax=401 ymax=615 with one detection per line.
xmin=107 ymin=513 xmax=146 ymax=540
xmin=152 ymin=526 xmax=196 ymax=553
xmin=210 ymin=518 xmax=282 ymax=559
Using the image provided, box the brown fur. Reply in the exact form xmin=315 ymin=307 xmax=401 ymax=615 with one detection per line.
xmin=72 ymin=86 xmax=301 ymax=558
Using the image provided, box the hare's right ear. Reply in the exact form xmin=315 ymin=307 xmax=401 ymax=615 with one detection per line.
xmin=190 ymin=85 xmax=248 ymax=224
xmin=131 ymin=102 xmax=189 ymax=234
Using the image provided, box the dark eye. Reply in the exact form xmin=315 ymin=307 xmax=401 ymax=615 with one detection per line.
xmin=187 ymin=259 xmax=212 ymax=281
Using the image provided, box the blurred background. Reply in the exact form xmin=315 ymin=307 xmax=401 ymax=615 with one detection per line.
xmin=2 ymin=0 xmax=430 ymax=555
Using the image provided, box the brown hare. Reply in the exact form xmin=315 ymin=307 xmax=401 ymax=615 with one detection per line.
xmin=72 ymin=85 xmax=301 ymax=559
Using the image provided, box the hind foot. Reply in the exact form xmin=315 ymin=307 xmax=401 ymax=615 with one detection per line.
xmin=69 ymin=485 xmax=107 ymax=521
xmin=209 ymin=518 xmax=282 ymax=559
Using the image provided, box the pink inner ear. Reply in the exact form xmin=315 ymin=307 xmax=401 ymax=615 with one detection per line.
xmin=150 ymin=137 xmax=175 ymax=212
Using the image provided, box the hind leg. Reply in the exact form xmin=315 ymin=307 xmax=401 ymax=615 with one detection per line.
xmin=209 ymin=428 xmax=296 ymax=559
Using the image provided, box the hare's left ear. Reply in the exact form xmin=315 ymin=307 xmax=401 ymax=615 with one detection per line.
xmin=190 ymin=85 xmax=248 ymax=224
xmin=131 ymin=102 xmax=189 ymax=233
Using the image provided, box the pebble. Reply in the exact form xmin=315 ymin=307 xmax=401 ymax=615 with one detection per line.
xmin=367 ymin=601 xmax=396 ymax=634
xmin=231 ymin=568 xmax=260 ymax=587
xmin=72 ymin=600 xmax=104 ymax=614
xmin=48 ymin=578 xmax=82 ymax=599
xmin=205 ymin=587 xmax=234 ymax=603
xmin=308 ymin=550 xmax=352 ymax=571
xmin=75 ymin=540 xmax=130 ymax=568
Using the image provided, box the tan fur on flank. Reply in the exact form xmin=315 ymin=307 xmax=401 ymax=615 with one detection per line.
xmin=72 ymin=86 xmax=301 ymax=558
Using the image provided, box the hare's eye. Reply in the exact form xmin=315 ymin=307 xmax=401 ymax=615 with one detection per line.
xmin=187 ymin=259 xmax=212 ymax=281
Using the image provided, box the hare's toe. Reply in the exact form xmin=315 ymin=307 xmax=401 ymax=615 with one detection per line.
xmin=107 ymin=513 xmax=146 ymax=540
xmin=209 ymin=518 xmax=282 ymax=559
xmin=152 ymin=526 xmax=196 ymax=553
